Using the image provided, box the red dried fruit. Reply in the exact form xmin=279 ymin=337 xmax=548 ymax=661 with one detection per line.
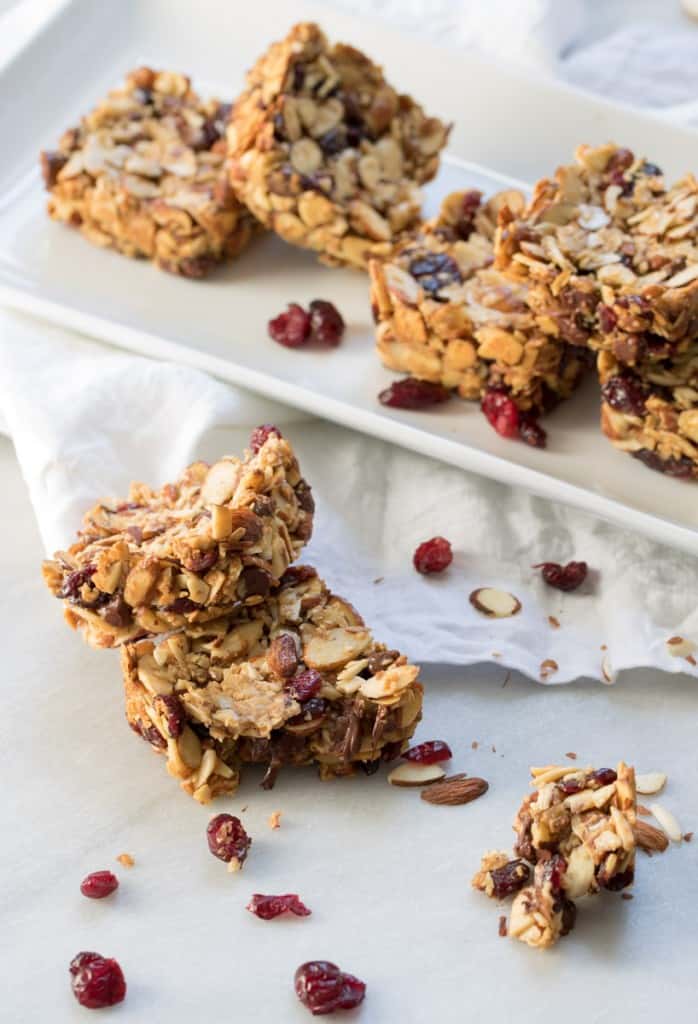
xmin=591 ymin=768 xmax=617 ymax=787
xmin=598 ymin=304 xmax=618 ymax=333
xmin=287 ymin=668 xmax=323 ymax=702
xmin=309 ymin=299 xmax=344 ymax=346
xmin=280 ymin=565 xmax=318 ymax=587
xmin=206 ymin=814 xmax=251 ymax=868
xmin=601 ymin=374 xmax=647 ymax=416
xmin=489 ymin=860 xmax=531 ymax=899
xmin=413 ymin=536 xmax=453 ymax=575
xmin=268 ymin=303 xmax=312 ymax=348
xmin=80 ymin=871 xmax=119 ymax=900
xmin=533 ymin=560 xmax=588 ymax=592
xmin=379 ymin=377 xmax=451 ymax=410
xmin=250 ymin=423 xmax=282 ymax=453
xmin=70 ymin=952 xmax=126 ymax=1009
xmin=247 ymin=893 xmax=312 ymax=920
xmin=518 ymin=414 xmax=547 ymax=449
xmin=481 ymin=388 xmax=519 ymax=439
xmin=286 ymin=697 xmax=327 ymax=730
xmin=153 ymin=693 xmax=185 ymax=738
xmin=402 ymin=740 xmax=452 ymax=765
xmin=633 ymin=448 xmax=694 ymax=478
xmin=294 ymin=961 xmax=366 ymax=1016
xmin=559 ymin=779 xmax=583 ymax=795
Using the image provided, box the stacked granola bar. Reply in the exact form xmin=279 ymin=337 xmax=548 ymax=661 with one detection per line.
xmin=369 ymin=189 xmax=590 ymax=413
xmin=43 ymin=432 xmax=422 ymax=799
xmin=494 ymin=144 xmax=698 ymax=476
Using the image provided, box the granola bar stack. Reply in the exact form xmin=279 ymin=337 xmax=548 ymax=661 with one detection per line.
xmin=494 ymin=144 xmax=698 ymax=477
xmin=369 ymin=189 xmax=591 ymax=414
xmin=42 ymin=431 xmax=422 ymax=801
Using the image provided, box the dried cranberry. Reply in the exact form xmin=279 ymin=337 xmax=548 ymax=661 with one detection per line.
xmin=294 ymin=961 xmax=366 ymax=1016
xmin=309 ymin=300 xmax=344 ymax=346
xmin=597 ymin=304 xmax=618 ymax=333
xmin=590 ymin=768 xmax=617 ymax=787
xmin=206 ymin=814 xmax=251 ymax=867
xmin=532 ymin=561 xmax=588 ymax=592
xmin=153 ymin=693 xmax=185 ymax=738
xmin=238 ymin=566 xmax=272 ymax=599
xmin=559 ymin=779 xmax=583 ymax=795
xmin=606 ymin=148 xmax=634 ymax=174
xmin=633 ymin=449 xmax=694 ymax=479
xmin=268 ymin=303 xmax=312 ymax=348
xmin=287 ymin=697 xmax=327 ymax=727
xmin=518 ymin=414 xmax=547 ymax=448
xmin=489 ymin=860 xmax=531 ymax=899
xmin=287 ymin=669 xmax=322 ymax=702
xmin=560 ymin=897 xmax=577 ymax=935
xmin=165 ymin=596 xmax=201 ymax=614
xmin=250 ymin=423 xmax=282 ymax=453
xmin=379 ymin=377 xmax=451 ymax=409
xmin=481 ymin=388 xmax=519 ymax=439
xmin=601 ymin=374 xmax=647 ymax=416
xmin=599 ymin=866 xmax=634 ymax=891
xmin=454 ymin=189 xmax=482 ymax=240
xmin=70 ymin=952 xmax=126 ymax=1009
xmin=280 ymin=565 xmax=317 ymax=587
xmin=413 ymin=536 xmax=453 ymax=574
xmin=59 ymin=565 xmax=97 ymax=601
xmin=80 ymin=871 xmax=119 ymax=900
xmin=186 ymin=548 xmax=218 ymax=574
xmin=408 ymin=251 xmax=462 ymax=296
xmin=247 ymin=893 xmax=311 ymax=920
xmin=402 ymin=740 xmax=452 ymax=765
xmin=545 ymin=854 xmax=567 ymax=894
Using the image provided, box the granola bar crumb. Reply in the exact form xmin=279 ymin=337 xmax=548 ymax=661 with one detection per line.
xmin=268 ymin=811 xmax=282 ymax=830
xmin=565 ymin=752 xmax=577 ymax=760
xmin=498 ymin=915 xmax=508 ymax=937
xmin=548 ymin=616 xmax=560 ymax=629
xmin=621 ymin=892 xmax=634 ymax=900
xmin=116 ymin=853 xmax=135 ymax=868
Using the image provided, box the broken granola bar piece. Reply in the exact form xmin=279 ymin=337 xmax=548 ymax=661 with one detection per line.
xmin=598 ymin=350 xmax=698 ymax=478
xmin=514 ymin=762 xmax=637 ymax=897
xmin=508 ymin=857 xmax=577 ymax=950
xmin=41 ymin=67 xmax=255 ymax=276
xmin=42 ymin=434 xmax=314 ymax=648
xmin=471 ymin=852 xmax=531 ymax=899
xmin=370 ymin=189 xmax=590 ymax=411
xmin=122 ymin=568 xmax=422 ymax=802
xmin=227 ymin=22 xmax=449 ymax=269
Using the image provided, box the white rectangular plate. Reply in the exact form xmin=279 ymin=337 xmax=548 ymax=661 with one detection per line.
xmin=2 ymin=0 xmax=698 ymax=552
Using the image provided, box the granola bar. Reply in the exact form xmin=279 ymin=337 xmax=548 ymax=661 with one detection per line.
xmin=495 ymin=144 xmax=698 ymax=365
xmin=474 ymin=762 xmax=636 ymax=949
xmin=369 ymin=189 xmax=590 ymax=411
xmin=41 ymin=67 xmax=255 ymax=277
xmin=122 ymin=567 xmax=422 ymax=802
xmin=598 ymin=350 xmax=698 ymax=478
xmin=42 ymin=434 xmax=314 ymax=648
xmin=226 ymin=22 xmax=450 ymax=269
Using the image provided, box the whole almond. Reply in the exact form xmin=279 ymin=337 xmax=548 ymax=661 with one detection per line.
xmin=633 ymin=819 xmax=669 ymax=854
xmin=421 ymin=774 xmax=489 ymax=806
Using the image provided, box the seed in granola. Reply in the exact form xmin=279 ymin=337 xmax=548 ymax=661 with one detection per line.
xmin=268 ymin=303 xmax=312 ymax=348
xmin=206 ymin=814 xmax=251 ymax=869
xmin=489 ymin=860 xmax=531 ymax=899
xmin=481 ymin=388 xmax=519 ymax=440
xmin=378 ymin=376 xmax=451 ymax=409
xmin=80 ymin=871 xmax=119 ymax=900
xmin=402 ymin=740 xmax=452 ymax=765
xmin=294 ymin=961 xmax=366 ymax=1016
xmin=413 ymin=536 xmax=452 ymax=575
xmin=70 ymin=952 xmax=126 ymax=1009
xmin=601 ymin=374 xmax=647 ymax=416
xmin=247 ymin=893 xmax=311 ymax=920
xmin=309 ymin=299 xmax=344 ymax=346
xmin=533 ymin=561 xmax=588 ymax=592
xmin=249 ymin=423 xmax=282 ymax=453
xmin=286 ymin=668 xmax=322 ymax=702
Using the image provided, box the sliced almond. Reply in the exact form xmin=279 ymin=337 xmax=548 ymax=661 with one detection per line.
xmin=635 ymin=771 xmax=667 ymax=795
xmin=303 ymin=627 xmax=372 ymax=671
xmin=387 ymin=762 xmax=446 ymax=787
xmin=469 ymin=588 xmax=521 ymax=619
xmin=420 ymin=774 xmax=488 ymax=806
xmin=201 ymin=460 xmax=241 ymax=505
xmin=633 ymin=819 xmax=670 ymax=853
xmin=649 ymin=802 xmax=683 ymax=843
xmin=665 ymin=636 xmax=697 ymax=659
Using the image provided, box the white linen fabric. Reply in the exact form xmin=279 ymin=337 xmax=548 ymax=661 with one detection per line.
xmin=1 ymin=0 xmax=697 ymax=683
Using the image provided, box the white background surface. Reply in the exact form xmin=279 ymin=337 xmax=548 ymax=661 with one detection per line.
xmin=2 ymin=1 xmax=698 ymax=1021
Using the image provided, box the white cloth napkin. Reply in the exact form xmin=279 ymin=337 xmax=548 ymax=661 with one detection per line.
xmin=2 ymin=0 xmax=698 ymax=684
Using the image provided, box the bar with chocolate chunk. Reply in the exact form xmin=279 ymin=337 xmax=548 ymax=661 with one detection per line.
xmin=42 ymin=433 xmax=314 ymax=647
xmin=370 ymin=189 xmax=590 ymax=413
xmin=41 ymin=67 xmax=255 ymax=276
xmin=122 ymin=567 xmax=422 ymax=802
xmin=227 ymin=21 xmax=449 ymax=269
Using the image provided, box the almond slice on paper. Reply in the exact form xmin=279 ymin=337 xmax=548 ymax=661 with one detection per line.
xmin=635 ymin=772 xmax=667 ymax=795
xmin=649 ymin=802 xmax=683 ymax=843
xmin=665 ymin=636 xmax=696 ymax=659
xmin=387 ymin=762 xmax=446 ymax=787
xmin=469 ymin=588 xmax=521 ymax=619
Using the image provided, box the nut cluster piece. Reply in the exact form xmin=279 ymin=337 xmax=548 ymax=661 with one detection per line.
xmin=473 ymin=762 xmax=637 ymax=949
xmin=227 ymin=21 xmax=450 ymax=269
xmin=370 ymin=189 xmax=590 ymax=412
xmin=123 ymin=567 xmax=422 ymax=802
xmin=42 ymin=434 xmax=314 ymax=648
xmin=41 ymin=67 xmax=255 ymax=276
